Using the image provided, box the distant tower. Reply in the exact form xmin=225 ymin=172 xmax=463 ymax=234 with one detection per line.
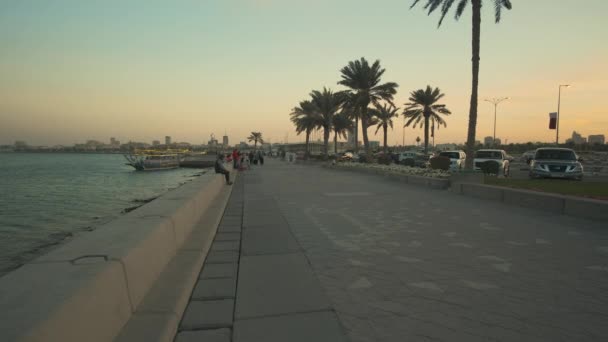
xmin=222 ymin=135 xmax=229 ymax=147
xmin=165 ymin=136 xmax=171 ymax=145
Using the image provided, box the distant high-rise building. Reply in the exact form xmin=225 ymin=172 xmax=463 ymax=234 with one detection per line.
xmin=208 ymin=134 xmax=218 ymax=147
xmin=494 ymin=138 xmax=502 ymax=146
xmin=165 ymin=136 xmax=172 ymax=145
xmin=369 ymin=141 xmax=380 ymax=149
xmin=222 ymin=135 xmax=229 ymax=147
xmin=588 ymin=134 xmax=605 ymax=145
xmin=484 ymin=136 xmax=494 ymax=146
xmin=110 ymin=137 xmax=117 ymax=145
xmin=152 ymin=140 xmax=160 ymax=146
xmin=569 ymin=131 xmax=586 ymax=144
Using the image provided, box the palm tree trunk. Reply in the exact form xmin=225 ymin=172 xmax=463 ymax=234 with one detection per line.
xmin=354 ymin=116 xmax=359 ymax=153
xmin=383 ymin=125 xmax=388 ymax=153
xmin=424 ymin=115 xmax=430 ymax=155
xmin=361 ymin=107 xmax=370 ymax=155
xmin=305 ymin=129 xmax=310 ymax=160
xmin=323 ymin=126 xmax=330 ymax=157
xmin=334 ymin=131 xmax=338 ymax=155
xmin=465 ymin=0 xmax=482 ymax=170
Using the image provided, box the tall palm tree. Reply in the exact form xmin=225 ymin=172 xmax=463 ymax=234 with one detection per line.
xmin=369 ymin=104 xmax=399 ymax=153
xmin=410 ymin=0 xmax=512 ymax=169
xmin=338 ymin=57 xmax=398 ymax=155
xmin=403 ymin=86 xmax=451 ymax=154
xmin=310 ymin=87 xmax=345 ymax=156
xmin=331 ymin=113 xmax=353 ymax=155
xmin=247 ymin=132 xmax=264 ymax=150
xmin=290 ymin=100 xmax=319 ymax=159
xmin=340 ymin=91 xmax=361 ymax=152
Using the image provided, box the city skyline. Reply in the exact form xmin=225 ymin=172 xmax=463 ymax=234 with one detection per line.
xmin=1 ymin=0 xmax=607 ymax=146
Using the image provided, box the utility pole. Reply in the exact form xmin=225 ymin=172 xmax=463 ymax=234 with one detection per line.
xmin=556 ymin=84 xmax=571 ymax=145
xmin=484 ymin=97 xmax=510 ymax=147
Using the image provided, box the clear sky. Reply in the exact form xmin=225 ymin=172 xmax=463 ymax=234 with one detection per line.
xmin=1 ymin=0 xmax=607 ymax=146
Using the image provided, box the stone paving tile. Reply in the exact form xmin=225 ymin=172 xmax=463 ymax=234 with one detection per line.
xmin=191 ymin=277 xmax=237 ymax=300
xmin=200 ymin=263 xmax=237 ymax=279
xmin=217 ymin=225 xmax=241 ymax=233
xmin=205 ymin=250 xmax=239 ymax=264
xmin=235 ymin=253 xmax=331 ymax=319
xmin=214 ymin=232 xmax=241 ymax=241
xmin=233 ymin=311 xmax=347 ymax=342
xmin=210 ymin=240 xmax=240 ymax=252
xmin=180 ymin=299 xmax=234 ymax=330
xmin=175 ymin=328 xmax=231 ymax=342
xmin=241 ymin=224 xmax=300 ymax=255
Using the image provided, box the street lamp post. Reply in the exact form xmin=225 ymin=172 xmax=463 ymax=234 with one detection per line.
xmin=556 ymin=84 xmax=570 ymax=145
xmin=484 ymin=97 xmax=510 ymax=147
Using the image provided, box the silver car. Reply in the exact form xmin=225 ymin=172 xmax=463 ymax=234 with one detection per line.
xmin=529 ymin=148 xmax=583 ymax=180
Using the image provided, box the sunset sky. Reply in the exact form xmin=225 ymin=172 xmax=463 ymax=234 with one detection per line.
xmin=1 ymin=0 xmax=607 ymax=146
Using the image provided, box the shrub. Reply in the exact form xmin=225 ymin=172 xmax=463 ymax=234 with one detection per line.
xmin=429 ymin=156 xmax=451 ymax=171
xmin=480 ymin=160 xmax=500 ymax=175
xmin=377 ymin=154 xmax=392 ymax=165
xmin=402 ymin=158 xmax=415 ymax=167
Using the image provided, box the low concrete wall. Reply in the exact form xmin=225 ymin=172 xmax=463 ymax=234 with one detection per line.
xmin=455 ymin=183 xmax=608 ymax=222
xmin=0 ymin=169 xmax=233 ymax=342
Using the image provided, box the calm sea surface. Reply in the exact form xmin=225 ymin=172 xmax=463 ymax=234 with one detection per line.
xmin=0 ymin=153 xmax=205 ymax=276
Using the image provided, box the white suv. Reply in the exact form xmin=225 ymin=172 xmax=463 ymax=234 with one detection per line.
xmin=474 ymin=149 xmax=511 ymax=176
xmin=438 ymin=150 xmax=466 ymax=171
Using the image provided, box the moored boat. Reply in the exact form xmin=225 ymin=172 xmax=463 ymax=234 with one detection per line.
xmin=124 ymin=150 xmax=182 ymax=171
xmin=179 ymin=152 xmax=217 ymax=168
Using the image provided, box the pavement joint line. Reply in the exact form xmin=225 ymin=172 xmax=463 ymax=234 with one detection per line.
xmin=234 ymin=308 xmax=337 ymax=322
xmin=241 ymin=251 xmax=301 ymax=257
xmin=190 ymin=296 xmax=236 ymax=301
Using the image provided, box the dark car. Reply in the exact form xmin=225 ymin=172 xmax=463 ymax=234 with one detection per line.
xmin=529 ymin=148 xmax=583 ymax=180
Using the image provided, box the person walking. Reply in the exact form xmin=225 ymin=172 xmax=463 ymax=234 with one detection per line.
xmin=214 ymin=154 xmax=233 ymax=185
xmin=231 ymin=149 xmax=239 ymax=169
xmin=258 ymin=150 xmax=264 ymax=166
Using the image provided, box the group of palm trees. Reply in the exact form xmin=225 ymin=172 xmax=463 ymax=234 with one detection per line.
xmin=290 ymin=57 xmax=452 ymax=158
xmin=290 ymin=0 xmax=512 ymax=169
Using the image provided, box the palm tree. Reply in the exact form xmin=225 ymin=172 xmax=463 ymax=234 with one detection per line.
xmin=290 ymin=100 xmax=319 ymax=159
xmin=338 ymin=57 xmax=398 ymax=155
xmin=247 ymin=132 xmax=264 ymax=150
xmin=331 ymin=113 xmax=353 ymax=155
xmin=410 ymin=0 xmax=512 ymax=169
xmin=370 ymin=103 xmax=399 ymax=153
xmin=309 ymin=87 xmax=345 ymax=156
xmin=403 ymin=86 xmax=451 ymax=154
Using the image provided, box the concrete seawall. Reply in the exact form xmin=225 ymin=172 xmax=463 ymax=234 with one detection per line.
xmin=0 ymin=169 xmax=234 ymax=342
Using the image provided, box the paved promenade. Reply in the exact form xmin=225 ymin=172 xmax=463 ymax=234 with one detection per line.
xmin=177 ymin=159 xmax=608 ymax=341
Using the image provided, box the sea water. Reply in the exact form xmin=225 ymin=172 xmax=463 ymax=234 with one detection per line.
xmin=0 ymin=153 xmax=205 ymax=276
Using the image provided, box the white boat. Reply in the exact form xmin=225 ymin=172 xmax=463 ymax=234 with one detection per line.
xmin=124 ymin=151 xmax=182 ymax=171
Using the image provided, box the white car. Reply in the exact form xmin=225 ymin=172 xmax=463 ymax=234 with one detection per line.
xmin=438 ymin=150 xmax=466 ymax=171
xmin=397 ymin=151 xmax=421 ymax=162
xmin=474 ymin=149 xmax=511 ymax=176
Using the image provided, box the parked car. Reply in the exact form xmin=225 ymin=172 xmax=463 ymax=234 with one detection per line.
xmin=397 ymin=151 xmax=424 ymax=163
xmin=529 ymin=148 xmax=583 ymax=180
xmin=474 ymin=149 xmax=511 ymax=176
xmin=438 ymin=150 xmax=466 ymax=171
xmin=521 ymin=150 xmax=537 ymax=164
